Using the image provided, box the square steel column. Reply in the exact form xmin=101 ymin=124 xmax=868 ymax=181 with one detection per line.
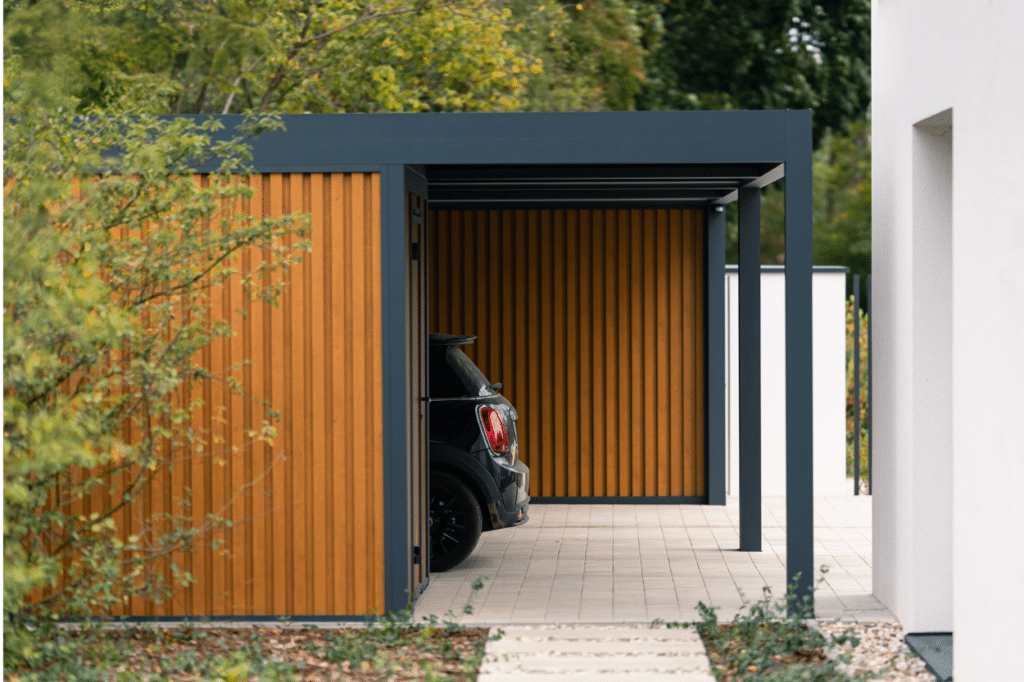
xmin=738 ymin=187 xmax=762 ymax=551
xmin=784 ymin=112 xmax=815 ymax=615
xmin=705 ymin=206 xmax=727 ymax=506
xmin=381 ymin=164 xmax=411 ymax=613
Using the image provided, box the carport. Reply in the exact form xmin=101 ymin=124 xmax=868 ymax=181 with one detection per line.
xmin=165 ymin=110 xmax=814 ymax=620
xmin=363 ymin=111 xmax=815 ymax=614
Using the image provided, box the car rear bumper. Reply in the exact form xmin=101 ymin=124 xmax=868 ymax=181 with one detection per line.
xmin=487 ymin=459 xmax=530 ymax=530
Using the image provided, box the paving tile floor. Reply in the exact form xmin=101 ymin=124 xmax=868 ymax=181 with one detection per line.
xmin=413 ymin=494 xmax=890 ymax=626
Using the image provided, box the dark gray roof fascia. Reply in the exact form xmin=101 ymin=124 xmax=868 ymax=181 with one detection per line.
xmin=181 ymin=111 xmax=795 ymax=172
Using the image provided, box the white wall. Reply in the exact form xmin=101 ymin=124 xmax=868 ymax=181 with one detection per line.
xmin=873 ymin=1 xmax=1024 ymax=677
xmin=724 ymin=267 xmax=848 ymax=497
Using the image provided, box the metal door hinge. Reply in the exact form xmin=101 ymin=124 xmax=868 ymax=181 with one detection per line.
xmin=413 ymin=546 xmax=422 ymax=565
xmin=410 ymin=242 xmax=420 ymax=260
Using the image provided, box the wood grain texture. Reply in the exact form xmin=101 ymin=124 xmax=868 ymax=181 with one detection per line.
xmin=428 ymin=209 xmax=705 ymax=498
xmin=102 ymin=173 xmax=385 ymax=617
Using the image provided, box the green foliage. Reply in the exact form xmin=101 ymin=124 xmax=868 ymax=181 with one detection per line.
xmin=7 ymin=623 xmax=305 ymax=682
xmin=846 ymin=296 xmax=869 ymax=485
xmin=507 ymin=0 xmax=658 ymax=111
xmin=642 ymin=0 xmax=871 ymax=143
xmin=3 ymin=0 xmax=119 ymax=112
xmin=5 ymin=0 xmax=665 ymax=116
xmin=724 ymin=119 xmax=871 ymax=272
xmin=813 ymin=119 xmax=871 ymax=280
xmin=303 ymin=578 xmax=497 ymax=677
xmin=15 ymin=0 xmax=545 ymax=114
xmin=4 ymin=621 xmax=123 ymax=682
xmin=659 ymin=575 xmax=866 ymax=681
xmin=3 ymin=82 xmax=308 ymax=666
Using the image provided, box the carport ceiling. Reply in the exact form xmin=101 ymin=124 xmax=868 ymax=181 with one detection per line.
xmin=427 ymin=163 xmax=784 ymax=210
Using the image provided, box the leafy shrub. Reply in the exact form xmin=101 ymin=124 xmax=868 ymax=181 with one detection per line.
xmin=846 ymin=296 xmax=870 ymax=486
xmin=3 ymin=94 xmax=308 ymax=665
xmin=659 ymin=575 xmax=867 ymax=681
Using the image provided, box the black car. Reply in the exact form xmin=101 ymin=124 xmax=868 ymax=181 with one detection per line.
xmin=428 ymin=333 xmax=530 ymax=571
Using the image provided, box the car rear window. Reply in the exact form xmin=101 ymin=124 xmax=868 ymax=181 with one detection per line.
xmin=430 ymin=347 xmax=491 ymax=398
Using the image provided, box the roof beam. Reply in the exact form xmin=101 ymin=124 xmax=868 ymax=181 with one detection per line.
xmin=429 ymin=199 xmax=716 ymax=211
xmin=430 ymin=187 xmax=729 ymax=203
xmin=428 ymin=164 xmax=770 ymax=183
xmin=742 ymin=163 xmax=785 ymax=189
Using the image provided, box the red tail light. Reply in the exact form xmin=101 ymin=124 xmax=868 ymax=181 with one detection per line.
xmin=479 ymin=407 xmax=510 ymax=453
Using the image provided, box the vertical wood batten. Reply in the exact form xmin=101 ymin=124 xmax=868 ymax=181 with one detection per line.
xmin=578 ymin=210 xmax=593 ymax=496
xmin=226 ymin=180 xmax=248 ymax=614
xmin=656 ymin=210 xmax=671 ymax=496
xmin=304 ymin=172 xmax=322 ymax=615
xmin=591 ymin=209 xmax=607 ymax=496
xmin=643 ymin=209 xmax=657 ymax=497
xmin=542 ymin=211 xmax=556 ymax=497
xmin=668 ymin=210 xmax=684 ymax=496
xmin=369 ymin=172 xmax=385 ymax=612
xmin=681 ymin=209 xmax=697 ymax=496
xmin=269 ymin=172 xmax=288 ymax=616
xmin=693 ymin=211 xmax=706 ymax=490
xmin=428 ymin=208 xmax=705 ymax=499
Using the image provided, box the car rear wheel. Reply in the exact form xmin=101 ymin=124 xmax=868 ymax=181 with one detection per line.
xmin=429 ymin=471 xmax=483 ymax=572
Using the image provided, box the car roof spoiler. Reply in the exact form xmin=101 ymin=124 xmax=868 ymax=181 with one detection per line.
xmin=429 ymin=332 xmax=477 ymax=347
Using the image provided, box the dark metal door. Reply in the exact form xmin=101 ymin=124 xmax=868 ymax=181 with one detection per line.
xmin=405 ymin=173 xmax=429 ymax=596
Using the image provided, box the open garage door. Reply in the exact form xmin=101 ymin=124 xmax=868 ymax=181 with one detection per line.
xmin=428 ymin=208 xmax=706 ymax=501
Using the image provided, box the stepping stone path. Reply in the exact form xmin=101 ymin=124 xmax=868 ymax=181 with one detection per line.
xmin=478 ymin=625 xmax=716 ymax=681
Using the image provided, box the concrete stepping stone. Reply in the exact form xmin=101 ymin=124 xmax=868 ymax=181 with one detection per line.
xmin=478 ymin=625 xmax=716 ymax=681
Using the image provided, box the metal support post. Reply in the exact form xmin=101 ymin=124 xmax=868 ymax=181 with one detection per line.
xmin=784 ymin=111 xmax=815 ymax=616
xmin=738 ymin=187 xmax=762 ymax=551
xmin=853 ymin=274 xmax=861 ymax=495
xmin=705 ymin=206 xmax=727 ymax=506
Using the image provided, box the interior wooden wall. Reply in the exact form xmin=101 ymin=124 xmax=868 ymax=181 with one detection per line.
xmin=428 ymin=208 xmax=705 ymax=498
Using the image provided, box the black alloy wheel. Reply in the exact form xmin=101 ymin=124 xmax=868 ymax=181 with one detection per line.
xmin=429 ymin=471 xmax=483 ymax=572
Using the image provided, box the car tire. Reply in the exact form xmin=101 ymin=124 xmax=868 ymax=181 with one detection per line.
xmin=429 ymin=471 xmax=483 ymax=572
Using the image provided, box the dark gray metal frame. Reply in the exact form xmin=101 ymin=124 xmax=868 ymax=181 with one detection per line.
xmin=738 ymin=187 xmax=762 ymax=552
xmin=203 ymin=110 xmax=815 ymax=616
xmin=705 ymin=206 xmax=727 ymax=507
xmin=853 ymin=273 xmax=861 ymax=495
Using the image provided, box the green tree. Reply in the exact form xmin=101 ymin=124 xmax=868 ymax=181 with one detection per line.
xmin=4 ymin=5 xmax=310 ymax=660
xmin=812 ymin=117 xmax=871 ymax=281
xmin=508 ymin=0 xmax=659 ymax=111
xmin=23 ymin=0 xmax=545 ymax=114
xmin=724 ymin=118 xmax=870 ymax=284
xmin=3 ymin=104 xmax=308 ymax=661
xmin=641 ymin=0 xmax=870 ymax=143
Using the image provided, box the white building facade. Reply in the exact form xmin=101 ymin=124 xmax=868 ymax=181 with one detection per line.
xmin=872 ymin=1 xmax=1024 ymax=678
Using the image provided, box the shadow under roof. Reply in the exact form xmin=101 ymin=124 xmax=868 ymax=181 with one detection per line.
xmin=426 ymin=162 xmax=783 ymax=209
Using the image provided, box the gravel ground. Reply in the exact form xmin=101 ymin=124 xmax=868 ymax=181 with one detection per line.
xmin=818 ymin=621 xmax=938 ymax=681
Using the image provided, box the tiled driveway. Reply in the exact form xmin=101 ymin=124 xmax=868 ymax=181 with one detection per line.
xmin=413 ymin=495 xmax=890 ymax=625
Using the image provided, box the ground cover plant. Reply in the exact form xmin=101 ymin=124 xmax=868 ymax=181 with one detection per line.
xmin=6 ymin=589 xmax=497 ymax=682
xmin=657 ymin=575 xmax=870 ymax=682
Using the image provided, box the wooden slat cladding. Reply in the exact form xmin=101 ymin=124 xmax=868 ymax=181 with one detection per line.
xmin=429 ymin=209 xmax=705 ymax=498
xmin=109 ymin=172 xmax=384 ymax=617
